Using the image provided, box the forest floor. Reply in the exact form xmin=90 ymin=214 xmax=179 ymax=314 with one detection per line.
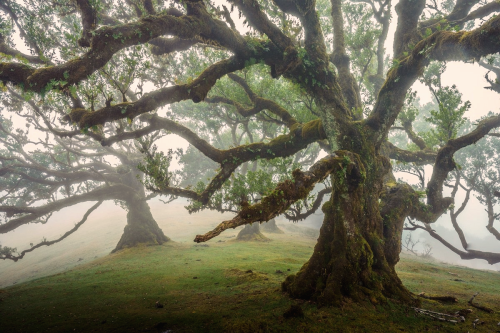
xmin=1 ymin=225 xmax=500 ymax=332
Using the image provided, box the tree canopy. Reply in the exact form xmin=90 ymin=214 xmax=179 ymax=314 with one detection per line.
xmin=0 ymin=0 xmax=499 ymax=305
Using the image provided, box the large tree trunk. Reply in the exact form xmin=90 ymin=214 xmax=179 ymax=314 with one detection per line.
xmin=236 ymin=222 xmax=270 ymax=241
xmin=112 ymin=198 xmax=170 ymax=252
xmin=260 ymin=218 xmax=284 ymax=234
xmin=282 ymin=151 xmax=417 ymax=306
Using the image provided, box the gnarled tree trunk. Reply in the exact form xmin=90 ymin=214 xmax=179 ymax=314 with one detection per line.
xmin=112 ymin=171 xmax=169 ymax=253
xmin=282 ymin=150 xmax=417 ymax=306
xmin=112 ymin=197 xmax=170 ymax=252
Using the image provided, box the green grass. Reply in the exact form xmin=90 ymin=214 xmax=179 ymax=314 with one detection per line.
xmin=1 ymin=235 xmax=499 ymax=332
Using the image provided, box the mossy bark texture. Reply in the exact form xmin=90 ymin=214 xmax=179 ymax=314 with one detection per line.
xmin=282 ymin=148 xmax=417 ymax=306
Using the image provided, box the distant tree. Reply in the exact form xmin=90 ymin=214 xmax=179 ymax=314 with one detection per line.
xmin=405 ymin=128 xmax=500 ymax=264
xmin=0 ymin=80 xmax=171 ymax=261
xmin=0 ymin=0 xmax=500 ymax=306
xmin=392 ymin=61 xmax=500 ymax=265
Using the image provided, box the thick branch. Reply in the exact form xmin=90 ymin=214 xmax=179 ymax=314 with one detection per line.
xmin=0 ymin=2 xmax=251 ymax=93
xmin=402 ymin=121 xmax=428 ymax=150
xmin=453 ymin=1 xmax=500 ymax=26
xmin=427 ymin=113 xmax=500 ymax=214
xmin=194 ymin=152 xmax=354 ymax=242
xmin=393 ymin=0 xmax=425 ymax=57
xmin=75 ymin=0 xmax=98 ymax=47
xmin=367 ymin=15 xmax=500 ymax=144
xmin=329 ymin=0 xmax=362 ymax=112
xmin=149 ymin=37 xmax=199 ymax=55
xmin=63 ymin=56 xmax=249 ymax=128
xmin=228 ymin=0 xmax=294 ymax=52
xmin=382 ymin=141 xmax=436 ymax=165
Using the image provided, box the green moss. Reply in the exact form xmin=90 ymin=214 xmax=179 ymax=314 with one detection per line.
xmin=2 ymin=237 xmax=499 ymax=332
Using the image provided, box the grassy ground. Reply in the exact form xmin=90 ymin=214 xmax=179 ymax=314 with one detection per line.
xmin=1 ymin=229 xmax=499 ymax=333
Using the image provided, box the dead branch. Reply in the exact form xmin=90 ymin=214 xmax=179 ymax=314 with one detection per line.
xmin=413 ymin=307 xmax=459 ymax=323
xmin=468 ymin=292 xmax=494 ymax=313
xmin=418 ymin=292 xmax=458 ymax=303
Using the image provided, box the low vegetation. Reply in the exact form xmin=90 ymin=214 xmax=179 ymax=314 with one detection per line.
xmin=1 ymin=229 xmax=498 ymax=332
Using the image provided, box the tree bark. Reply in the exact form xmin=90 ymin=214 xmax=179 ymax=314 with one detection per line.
xmin=282 ymin=150 xmax=417 ymax=306
xmin=260 ymin=218 xmax=284 ymax=234
xmin=112 ymin=197 xmax=170 ymax=252
xmin=236 ymin=222 xmax=270 ymax=241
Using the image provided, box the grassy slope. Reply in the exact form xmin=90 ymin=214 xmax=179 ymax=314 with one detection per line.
xmin=1 ymin=230 xmax=499 ymax=333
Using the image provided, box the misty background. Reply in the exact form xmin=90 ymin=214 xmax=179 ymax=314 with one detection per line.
xmin=1 ymin=0 xmax=499 ymax=288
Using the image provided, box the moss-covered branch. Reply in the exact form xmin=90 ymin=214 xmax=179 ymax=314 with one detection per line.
xmin=63 ymin=56 xmax=249 ymax=128
xmin=367 ymin=14 xmax=500 ymax=144
xmin=194 ymin=152 xmax=355 ymax=242
xmin=0 ymin=12 xmax=205 ymax=91
xmin=427 ymin=113 xmax=500 ymax=215
xmin=139 ymin=114 xmax=325 ymax=164
xmin=227 ymin=0 xmax=295 ymax=52
xmin=0 ymin=0 xmax=256 ymax=94
xmin=382 ymin=141 xmax=436 ymax=165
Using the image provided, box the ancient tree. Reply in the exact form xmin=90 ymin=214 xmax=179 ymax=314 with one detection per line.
xmin=0 ymin=0 xmax=500 ymax=305
xmin=0 ymin=69 xmax=171 ymax=261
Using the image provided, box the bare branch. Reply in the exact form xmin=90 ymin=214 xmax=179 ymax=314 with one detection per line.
xmin=0 ymin=184 xmax=131 ymax=234
xmin=0 ymin=201 xmax=102 ymax=261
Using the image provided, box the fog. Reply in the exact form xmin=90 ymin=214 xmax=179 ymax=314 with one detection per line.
xmin=1 ymin=0 xmax=499 ymax=291
xmin=2 ymin=58 xmax=499 ymax=286
xmin=2 ymin=172 xmax=498 ymax=289
xmin=0 ymin=199 xmax=236 ymax=287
